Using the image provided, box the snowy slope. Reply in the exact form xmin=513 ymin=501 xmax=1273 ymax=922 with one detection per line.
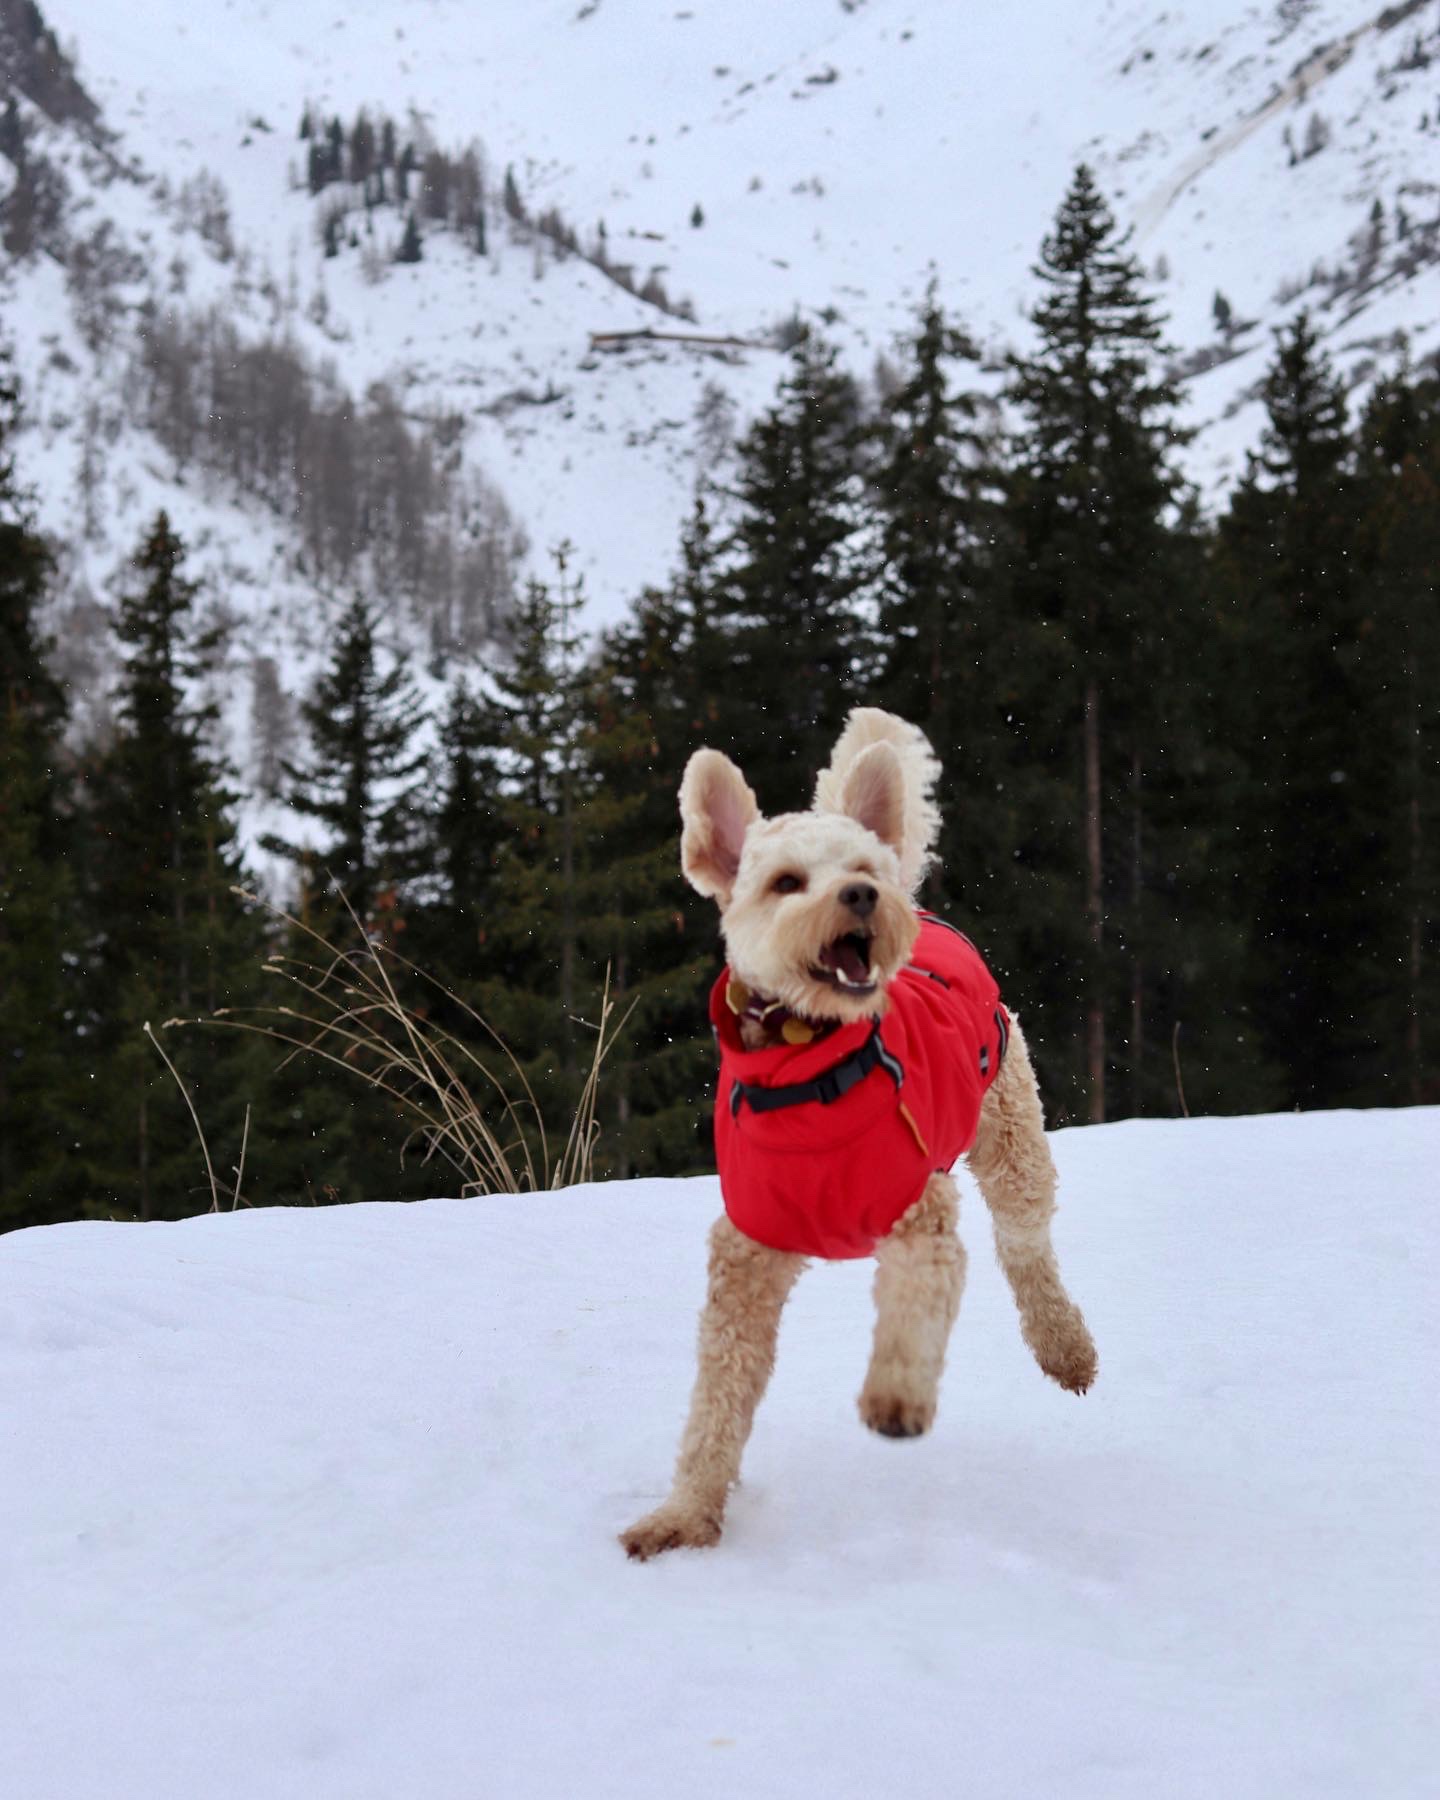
xmin=16 ymin=0 xmax=1440 ymax=621
xmin=3 ymin=0 xmax=1439 ymax=846
xmin=3 ymin=1107 xmax=1436 ymax=1799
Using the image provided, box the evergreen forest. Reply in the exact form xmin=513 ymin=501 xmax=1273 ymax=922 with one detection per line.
xmin=3 ymin=167 xmax=1436 ymax=1232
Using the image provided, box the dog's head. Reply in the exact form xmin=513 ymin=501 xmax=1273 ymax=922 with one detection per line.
xmin=678 ymin=722 xmax=930 ymax=1024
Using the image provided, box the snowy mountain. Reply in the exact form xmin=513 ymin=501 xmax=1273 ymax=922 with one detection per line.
xmin=4 ymin=1106 xmax=1436 ymax=1798
xmin=4 ymin=0 xmax=1439 ymax=786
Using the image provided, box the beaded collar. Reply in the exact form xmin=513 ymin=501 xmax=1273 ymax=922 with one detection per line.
xmin=724 ymin=975 xmax=842 ymax=1049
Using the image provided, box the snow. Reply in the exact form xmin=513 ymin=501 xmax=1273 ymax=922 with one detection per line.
xmin=5 ymin=1 xmax=1438 ymax=868
xmin=4 ymin=1105 xmax=1436 ymax=1798
xmin=17 ymin=0 xmax=1440 ymax=638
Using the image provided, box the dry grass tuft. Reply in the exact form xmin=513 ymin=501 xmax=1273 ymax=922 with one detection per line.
xmin=163 ymin=888 xmax=633 ymax=1197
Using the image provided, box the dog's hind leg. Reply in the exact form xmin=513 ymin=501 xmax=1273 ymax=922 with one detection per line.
xmin=965 ymin=1016 xmax=1098 ymax=1394
xmin=858 ymin=1171 xmax=966 ymax=1438
xmin=621 ymin=1215 xmax=805 ymax=1560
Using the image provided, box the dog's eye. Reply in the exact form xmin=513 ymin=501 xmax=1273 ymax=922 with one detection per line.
xmin=771 ymin=872 xmax=805 ymax=895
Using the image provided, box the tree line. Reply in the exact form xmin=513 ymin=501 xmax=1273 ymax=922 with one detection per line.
xmin=299 ymin=102 xmax=695 ymax=316
xmin=2 ymin=165 xmax=1436 ymax=1234
xmin=130 ymin=301 xmax=524 ymax=658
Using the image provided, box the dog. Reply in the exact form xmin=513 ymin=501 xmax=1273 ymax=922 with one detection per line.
xmin=620 ymin=709 xmax=1097 ymax=1560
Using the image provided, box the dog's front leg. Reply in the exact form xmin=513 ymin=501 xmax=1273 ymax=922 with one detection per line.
xmin=966 ymin=1016 xmax=1098 ymax=1394
xmin=621 ymin=1215 xmax=805 ymax=1560
xmin=858 ymin=1171 xmax=966 ymax=1438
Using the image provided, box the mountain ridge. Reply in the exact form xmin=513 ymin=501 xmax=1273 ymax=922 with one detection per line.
xmin=2 ymin=0 xmax=1436 ymax=829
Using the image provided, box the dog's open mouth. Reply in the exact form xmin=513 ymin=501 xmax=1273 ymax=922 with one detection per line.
xmin=811 ymin=931 xmax=876 ymax=994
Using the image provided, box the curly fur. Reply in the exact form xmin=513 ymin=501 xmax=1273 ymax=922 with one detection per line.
xmin=967 ymin=1014 xmax=1099 ymax=1395
xmin=714 ymin=810 xmax=918 ymax=1029
xmin=858 ymin=1171 xmax=967 ymax=1438
xmin=814 ymin=707 xmax=941 ymax=898
xmin=623 ymin=710 xmax=1097 ymax=1560
xmin=619 ymin=1216 xmax=805 ymax=1559
xmin=679 ymin=749 xmax=760 ymax=905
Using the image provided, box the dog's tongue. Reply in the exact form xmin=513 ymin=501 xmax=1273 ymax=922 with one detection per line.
xmin=820 ymin=936 xmax=869 ymax=983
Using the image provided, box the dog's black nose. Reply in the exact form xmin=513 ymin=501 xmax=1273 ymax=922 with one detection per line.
xmin=840 ymin=883 xmax=878 ymax=919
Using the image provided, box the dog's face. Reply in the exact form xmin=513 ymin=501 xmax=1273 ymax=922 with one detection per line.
xmin=679 ymin=744 xmax=920 ymax=1023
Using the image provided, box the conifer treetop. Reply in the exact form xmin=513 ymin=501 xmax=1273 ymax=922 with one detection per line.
xmin=1249 ymin=311 xmax=1351 ymax=493
xmin=1010 ymin=163 xmax=1184 ymax=479
xmin=270 ymin=594 xmax=430 ymax=914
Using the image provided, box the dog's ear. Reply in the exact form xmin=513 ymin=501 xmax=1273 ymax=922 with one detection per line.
xmin=838 ymin=741 xmax=906 ymax=855
xmin=817 ymin=708 xmax=940 ymax=895
xmin=679 ymin=750 xmax=761 ymax=905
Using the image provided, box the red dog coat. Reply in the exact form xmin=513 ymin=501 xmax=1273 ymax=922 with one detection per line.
xmin=710 ymin=915 xmax=1010 ymax=1259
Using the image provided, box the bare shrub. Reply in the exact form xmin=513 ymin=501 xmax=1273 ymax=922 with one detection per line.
xmin=172 ymin=890 xmax=634 ymax=1194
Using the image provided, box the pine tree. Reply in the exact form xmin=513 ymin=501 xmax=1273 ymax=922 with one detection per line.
xmin=0 ymin=349 xmax=81 ymax=1230
xmin=416 ymin=560 xmax=695 ymax=1183
xmin=578 ymin=507 xmax=732 ymax=1176
xmin=95 ymin=516 xmax=253 ymax=1009
xmin=1218 ymin=314 xmax=1375 ymax=1107
xmin=668 ymin=490 xmax=735 ymax=748
xmin=409 ymin=676 xmax=506 ymax=984
xmin=395 ymin=210 xmax=422 ymax=264
xmin=1005 ymin=165 xmax=1190 ymax=1122
xmin=718 ymin=329 xmax=869 ymax=812
xmin=453 ymin=148 xmax=482 ymax=238
xmin=267 ymin=595 xmax=429 ymax=930
xmin=476 ymin=560 xmax=590 ymax=1150
xmin=0 ymin=698 xmax=77 ymax=1229
xmin=1356 ymin=367 xmax=1440 ymax=1103
xmin=870 ymin=290 xmax=1007 ymax=913
xmin=87 ymin=513 xmax=263 ymax=1219
xmin=249 ymin=596 xmax=437 ymax=1207
xmin=349 ymin=110 xmax=375 ymax=186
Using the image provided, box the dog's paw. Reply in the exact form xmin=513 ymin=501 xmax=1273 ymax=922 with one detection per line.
xmin=619 ymin=1500 xmax=723 ymax=1561
xmin=1033 ymin=1312 xmax=1098 ymax=1395
xmin=858 ymin=1389 xmax=935 ymax=1439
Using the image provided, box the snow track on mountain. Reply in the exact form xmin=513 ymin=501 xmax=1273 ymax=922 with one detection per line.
xmin=1134 ymin=5 xmax=1389 ymax=236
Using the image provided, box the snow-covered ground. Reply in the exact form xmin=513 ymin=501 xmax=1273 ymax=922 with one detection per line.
xmin=4 ymin=1106 xmax=1436 ymax=1798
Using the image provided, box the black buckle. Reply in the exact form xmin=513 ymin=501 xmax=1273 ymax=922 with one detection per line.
xmin=730 ymin=1024 xmax=902 ymax=1118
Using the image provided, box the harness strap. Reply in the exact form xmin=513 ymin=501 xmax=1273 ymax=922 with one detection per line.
xmin=725 ymin=919 xmax=1008 ymax=1117
xmin=729 ymin=1021 xmax=904 ymax=1118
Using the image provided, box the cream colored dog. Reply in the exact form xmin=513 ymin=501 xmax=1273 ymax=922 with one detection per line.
xmin=621 ymin=709 xmax=1097 ymax=1560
